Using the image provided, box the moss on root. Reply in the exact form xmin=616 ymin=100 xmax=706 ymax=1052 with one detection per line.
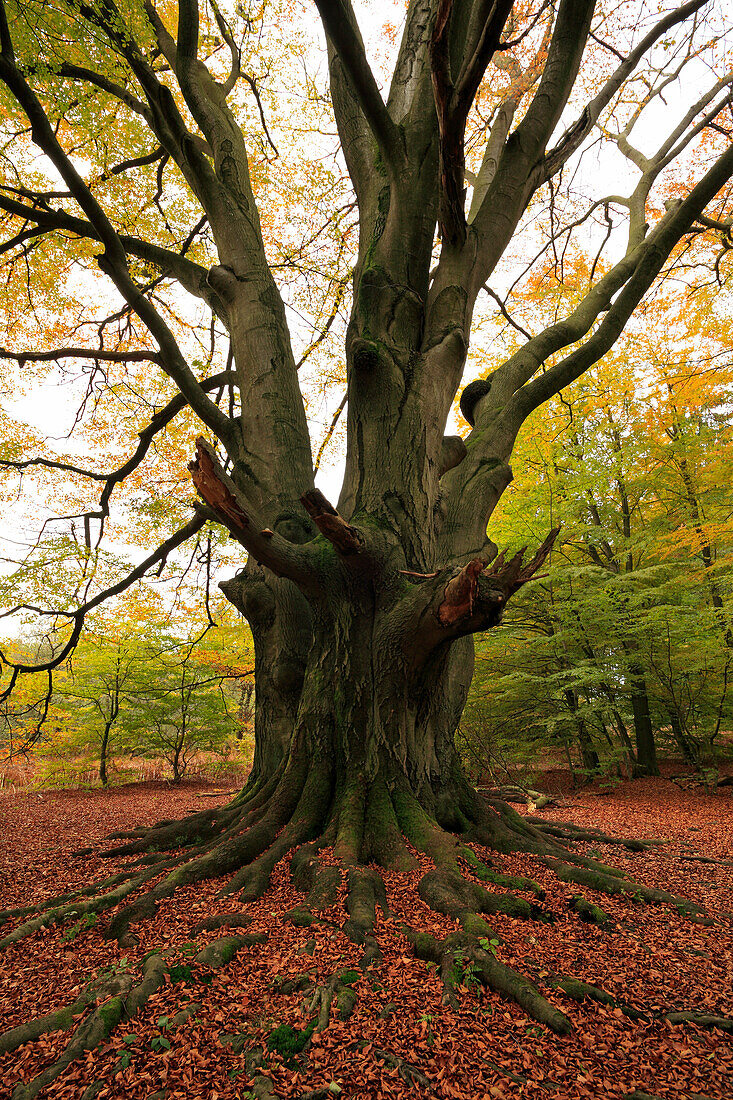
xmin=570 ymin=894 xmax=611 ymax=925
xmin=2 ymin=768 xmax=710 ymax=1068
xmin=194 ymin=933 xmax=267 ymax=968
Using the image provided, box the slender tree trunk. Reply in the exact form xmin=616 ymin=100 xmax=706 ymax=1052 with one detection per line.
xmin=99 ymin=720 xmax=112 ymax=787
xmin=563 ymin=688 xmax=600 ymax=771
xmin=624 ymin=653 xmax=660 ymax=777
xmin=667 ymin=707 xmax=704 ymax=772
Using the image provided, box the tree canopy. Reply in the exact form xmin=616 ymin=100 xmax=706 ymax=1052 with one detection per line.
xmin=0 ymin=0 xmax=731 ymax=702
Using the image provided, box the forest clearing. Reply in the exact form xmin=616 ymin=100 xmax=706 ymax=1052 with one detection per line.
xmin=1 ymin=0 xmax=733 ymax=1096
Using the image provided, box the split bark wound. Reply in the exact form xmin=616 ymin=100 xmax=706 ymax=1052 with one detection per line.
xmin=439 ymin=559 xmax=486 ymax=625
xmin=438 ymin=528 xmax=559 ymax=628
xmin=300 ymin=489 xmax=363 ymax=554
xmin=189 ymin=436 xmax=249 ymax=534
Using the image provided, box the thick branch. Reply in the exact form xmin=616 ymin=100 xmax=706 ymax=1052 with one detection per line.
xmin=314 ymin=0 xmax=404 ymax=176
xmin=189 ymin=438 xmax=315 ymax=582
xmin=437 ymin=529 xmax=559 ymax=630
xmin=430 ymin=0 xmax=514 ymax=245
xmin=514 ymin=142 xmax=733 ymax=416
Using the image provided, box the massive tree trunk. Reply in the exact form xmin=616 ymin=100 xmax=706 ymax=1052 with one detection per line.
xmin=217 ymin=504 xmax=529 ymax=866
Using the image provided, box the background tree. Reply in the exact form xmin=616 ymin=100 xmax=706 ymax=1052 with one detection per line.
xmin=463 ymin=282 xmax=733 ymax=785
xmin=35 ymin=617 xmax=251 ymax=785
xmin=120 ymin=629 xmax=249 ymax=783
xmin=1 ymin=0 xmax=732 ymax=1030
xmin=50 ymin=628 xmax=139 ymax=787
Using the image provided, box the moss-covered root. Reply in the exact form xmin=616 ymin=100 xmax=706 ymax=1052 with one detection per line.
xmin=9 ymin=953 xmax=166 ymax=1100
xmin=543 ymin=856 xmax=702 ymax=915
xmin=552 ymin=977 xmax=643 ymax=1020
xmin=194 ymin=932 xmax=268 ymax=968
xmin=665 ymin=1011 xmax=733 ymax=1032
xmin=189 ymin=911 xmax=254 ymax=935
xmin=0 ymin=973 xmax=124 ymax=1057
xmin=569 ymin=894 xmax=611 ymax=926
xmin=526 ymin=817 xmax=663 ymax=853
xmin=418 ymin=868 xmax=546 ymax=924
xmin=101 ymin=802 xmax=239 ymax=858
xmin=0 ymin=863 xmax=168 ymax=931
xmin=306 ymin=967 xmax=361 ymax=1032
xmin=342 ymin=865 xmax=389 ymax=968
xmin=460 ymin=846 xmax=545 ymax=897
xmin=550 ymin=977 xmax=733 ymax=1032
xmin=408 ymin=930 xmax=572 ymax=1035
xmin=0 ymin=864 xmax=166 ymax=952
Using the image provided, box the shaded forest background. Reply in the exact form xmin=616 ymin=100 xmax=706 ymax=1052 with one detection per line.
xmin=4 ymin=268 xmax=731 ymax=792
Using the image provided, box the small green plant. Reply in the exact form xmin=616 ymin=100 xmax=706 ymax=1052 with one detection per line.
xmin=117 ymin=1051 xmax=132 ymax=1071
xmin=151 ymin=1035 xmax=171 ymax=1052
xmin=266 ymin=1018 xmax=317 ymax=1064
xmin=167 ymin=963 xmax=193 ymax=984
xmin=478 ymin=936 xmax=501 ymax=958
xmin=156 ymin=1015 xmax=170 ymax=1030
xmin=60 ymin=912 xmax=98 ymax=943
xmin=452 ymin=948 xmax=480 ymax=990
xmin=418 ymin=1012 xmax=435 ymax=1047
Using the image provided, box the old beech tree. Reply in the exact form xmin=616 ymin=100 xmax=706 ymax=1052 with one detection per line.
xmin=1 ymin=0 xmax=733 ymax=1031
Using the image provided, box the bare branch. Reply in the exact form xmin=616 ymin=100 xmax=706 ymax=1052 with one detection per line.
xmin=536 ymin=0 xmax=709 ymax=187
xmin=515 ymin=142 xmax=733 ymax=416
xmin=0 ymin=515 xmax=207 ymax=691
xmin=0 ymin=346 xmax=160 ymax=365
xmin=313 ymin=392 xmax=347 ymax=475
xmin=0 ymin=41 xmax=234 ymax=444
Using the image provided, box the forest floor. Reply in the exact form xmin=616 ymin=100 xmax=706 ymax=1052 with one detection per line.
xmin=0 ymin=775 xmax=731 ymax=1100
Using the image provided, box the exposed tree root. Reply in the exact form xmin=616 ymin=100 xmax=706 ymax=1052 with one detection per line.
xmin=5 ymin=931 xmax=269 ymax=1099
xmin=9 ymin=952 xmax=167 ymax=1100
xmin=370 ymin=1044 xmax=435 ymax=1091
xmin=525 ymin=816 xmax=664 ymax=852
xmin=624 ymin=1092 xmax=719 ymax=1100
xmin=551 ymin=975 xmax=733 ymax=1034
xmin=407 ymin=928 xmax=573 ymax=1034
xmin=2 ymin=768 xmax=718 ymax=1100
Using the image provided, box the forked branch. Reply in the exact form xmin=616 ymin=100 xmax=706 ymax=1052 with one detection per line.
xmin=430 ymin=0 xmax=514 ymax=246
xmin=314 ymin=0 xmax=404 ymax=176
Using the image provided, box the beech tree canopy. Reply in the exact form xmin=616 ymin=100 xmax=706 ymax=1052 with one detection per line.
xmin=0 ymin=0 xmax=731 ymax=682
